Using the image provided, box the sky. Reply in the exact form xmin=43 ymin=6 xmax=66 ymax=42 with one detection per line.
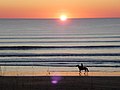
xmin=0 ymin=0 xmax=120 ymax=18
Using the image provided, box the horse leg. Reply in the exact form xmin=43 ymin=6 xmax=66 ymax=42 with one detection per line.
xmin=79 ymin=70 xmax=81 ymax=76
xmin=85 ymin=68 xmax=89 ymax=76
xmin=84 ymin=70 xmax=86 ymax=74
xmin=84 ymin=68 xmax=88 ymax=74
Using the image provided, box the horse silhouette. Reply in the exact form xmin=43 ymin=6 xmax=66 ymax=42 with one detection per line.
xmin=76 ymin=64 xmax=89 ymax=75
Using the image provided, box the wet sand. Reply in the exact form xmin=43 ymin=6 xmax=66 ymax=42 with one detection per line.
xmin=0 ymin=76 xmax=120 ymax=90
xmin=1 ymin=71 xmax=120 ymax=76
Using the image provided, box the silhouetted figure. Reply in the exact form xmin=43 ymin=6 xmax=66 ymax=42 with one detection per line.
xmin=81 ymin=63 xmax=83 ymax=67
xmin=76 ymin=63 xmax=89 ymax=76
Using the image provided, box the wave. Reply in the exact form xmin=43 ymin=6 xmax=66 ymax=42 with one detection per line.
xmin=0 ymin=60 xmax=120 ymax=67
xmin=0 ymin=57 xmax=120 ymax=68
xmin=0 ymin=35 xmax=120 ymax=39
xmin=0 ymin=60 xmax=120 ymax=62
xmin=0 ymin=40 xmax=120 ymax=44
xmin=0 ymin=45 xmax=120 ymax=50
xmin=0 ymin=53 xmax=120 ymax=57
xmin=0 ymin=58 xmax=120 ymax=63
xmin=0 ymin=63 xmax=120 ymax=67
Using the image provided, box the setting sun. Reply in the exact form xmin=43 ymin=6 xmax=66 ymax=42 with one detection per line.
xmin=60 ymin=15 xmax=67 ymax=21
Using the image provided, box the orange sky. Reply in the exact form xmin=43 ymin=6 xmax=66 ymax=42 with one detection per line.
xmin=0 ymin=0 xmax=120 ymax=18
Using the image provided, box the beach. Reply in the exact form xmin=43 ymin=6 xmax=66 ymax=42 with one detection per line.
xmin=1 ymin=71 xmax=120 ymax=76
xmin=0 ymin=76 xmax=120 ymax=90
xmin=0 ymin=19 xmax=120 ymax=90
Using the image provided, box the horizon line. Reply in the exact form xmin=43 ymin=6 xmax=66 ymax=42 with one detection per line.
xmin=0 ymin=17 xmax=120 ymax=20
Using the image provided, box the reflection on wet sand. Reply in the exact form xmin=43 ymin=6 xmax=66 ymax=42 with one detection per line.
xmin=0 ymin=71 xmax=120 ymax=76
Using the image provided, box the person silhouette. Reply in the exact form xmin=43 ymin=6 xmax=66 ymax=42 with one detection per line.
xmin=81 ymin=63 xmax=83 ymax=67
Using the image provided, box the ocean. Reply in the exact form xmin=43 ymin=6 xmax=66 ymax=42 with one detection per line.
xmin=0 ymin=18 xmax=120 ymax=75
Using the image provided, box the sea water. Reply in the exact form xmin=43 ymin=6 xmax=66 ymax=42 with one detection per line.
xmin=0 ymin=18 xmax=120 ymax=75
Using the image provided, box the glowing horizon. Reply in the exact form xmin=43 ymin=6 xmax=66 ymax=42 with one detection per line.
xmin=60 ymin=15 xmax=67 ymax=21
xmin=0 ymin=0 xmax=120 ymax=18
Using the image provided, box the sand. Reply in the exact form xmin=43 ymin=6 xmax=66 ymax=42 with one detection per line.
xmin=1 ymin=71 xmax=120 ymax=76
xmin=0 ymin=76 xmax=120 ymax=90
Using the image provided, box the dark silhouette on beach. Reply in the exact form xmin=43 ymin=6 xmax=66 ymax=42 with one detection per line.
xmin=76 ymin=63 xmax=89 ymax=75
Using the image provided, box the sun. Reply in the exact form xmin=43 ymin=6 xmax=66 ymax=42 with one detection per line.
xmin=60 ymin=15 xmax=67 ymax=21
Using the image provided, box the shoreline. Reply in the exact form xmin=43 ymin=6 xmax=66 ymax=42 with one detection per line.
xmin=1 ymin=71 xmax=120 ymax=76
